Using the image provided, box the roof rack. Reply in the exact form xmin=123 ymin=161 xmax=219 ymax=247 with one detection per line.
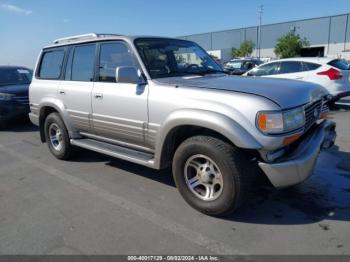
xmin=53 ymin=33 xmax=122 ymax=45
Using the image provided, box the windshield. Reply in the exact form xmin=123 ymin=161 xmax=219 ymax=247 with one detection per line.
xmin=0 ymin=68 xmax=33 ymax=86
xmin=134 ymin=38 xmax=223 ymax=79
xmin=225 ymin=61 xmax=243 ymax=69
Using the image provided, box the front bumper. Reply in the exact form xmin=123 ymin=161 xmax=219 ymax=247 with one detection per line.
xmin=258 ymin=120 xmax=336 ymax=189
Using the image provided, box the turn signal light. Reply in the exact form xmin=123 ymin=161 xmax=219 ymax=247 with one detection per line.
xmin=320 ymin=111 xmax=329 ymax=119
xmin=283 ymin=134 xmax=301 ymax=145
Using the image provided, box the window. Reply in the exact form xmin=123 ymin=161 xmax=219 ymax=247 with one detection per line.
xmin=328 ymin=59 xmax=350 ymax=70
xmin=38 ymin=50 xmax=65 ymax=79
xmin=98 ymin=42 xmax=134 ymax=82
xmin=225 ymin=61 xmax=243 ymax=69
xmin=66 ymin=44 xmax=96 ymax=81
xmin=278 ymin=61 xmax=303 ymax=74
xmin=0 ymin=68 xmax=32 ymax=85
xmin=304 ymin=62 xmax=321 ymax=71
xmin=249 ymin=62 xmax=279 ymax=76
xmin=135 ymin=38 xmax=222 ymax=79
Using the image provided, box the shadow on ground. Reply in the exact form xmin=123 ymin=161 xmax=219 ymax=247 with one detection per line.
xmin=10 ymin=115 xmax=348 ymax=226
xmin=0 ymin=118 xmax=38 ymax=132
xmin=99 ymin=147 xmax=350 ymax=226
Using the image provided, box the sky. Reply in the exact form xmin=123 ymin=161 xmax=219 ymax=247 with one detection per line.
xmin=1 ymin=0 xmax=350 ymax=68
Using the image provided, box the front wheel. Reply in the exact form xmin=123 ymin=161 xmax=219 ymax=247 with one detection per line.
xmin=44 ymin=112 xmax=73 ymax=160
xmin=172 ymin=136 xmax=254 ymax=216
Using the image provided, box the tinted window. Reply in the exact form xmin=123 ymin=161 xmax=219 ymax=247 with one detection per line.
xmin=328 ymin=59 xmax=350 ymax=70
xmin=99 ymin=42 xmax=134 ymax=82
xmin=39 ymin=50 xmax=64 ymax=79
xmin=69 ymin=45 xmax=96 ymax=81
xmin=278 ymin=61 xmax=303 ymax=74
xmin=0 ymin=68 xmax=32 ymax=85
xmin=304 ymin=62 xmax=321 ymax=71
xmin=249 ymin=62 xmax=279 ymax=76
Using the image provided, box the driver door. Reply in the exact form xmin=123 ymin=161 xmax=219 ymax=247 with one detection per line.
xmin=91 ymin=41 xmax=149 ymax=146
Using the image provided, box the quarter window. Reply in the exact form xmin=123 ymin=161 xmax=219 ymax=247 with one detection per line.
xmin=98 ymin=42 xmax=135 ymax=82
xmin=304 ymin=62 xmax=321 ymax=71
xmin=66 ymin=44 xmax=96 ymax=81
xmin=278 ymin=61 xmax=303 ymax=74
xmin=38 ymin=50 xmax=65 ymax=79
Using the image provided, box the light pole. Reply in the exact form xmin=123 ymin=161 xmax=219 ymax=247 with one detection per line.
xmin=258 ymin=5 xmax=264 ymax=58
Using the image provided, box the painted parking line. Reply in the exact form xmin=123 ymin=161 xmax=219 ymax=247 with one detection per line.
xmin=0 ymin=143 xmax=241 ymax=255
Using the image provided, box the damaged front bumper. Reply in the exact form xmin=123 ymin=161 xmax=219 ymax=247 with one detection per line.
xmin=259 ymin=120 xmax=336 ymax=189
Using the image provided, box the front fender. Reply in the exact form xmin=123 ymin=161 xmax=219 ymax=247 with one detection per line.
xmin=154 ymin=109 xmax=262 ymax=167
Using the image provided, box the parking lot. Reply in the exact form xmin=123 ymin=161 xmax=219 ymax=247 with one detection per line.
xmin=0 ymin=104 xmax=348 ymax=255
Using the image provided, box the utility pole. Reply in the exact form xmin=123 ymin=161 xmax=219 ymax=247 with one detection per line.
xmin=258 ymin=5 xmax=264 ymax=58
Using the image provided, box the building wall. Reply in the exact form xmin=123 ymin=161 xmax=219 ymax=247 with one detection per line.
xmin=179 ymin=13 xmax=350 ymax=62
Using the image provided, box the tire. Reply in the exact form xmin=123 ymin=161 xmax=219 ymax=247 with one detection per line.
xmin=172 ymin=135 xmax=254 ymax=216
xmin=44 ymin=112 xmax=73 ymax=160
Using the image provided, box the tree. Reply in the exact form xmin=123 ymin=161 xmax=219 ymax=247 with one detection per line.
xmin=274 ymin=33 xmax=309 ymax=58
xmin=231 ymin=40 xmax=255 ymax=58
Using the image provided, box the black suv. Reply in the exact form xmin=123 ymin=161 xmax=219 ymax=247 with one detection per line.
xmin=0 ymin=66 xmax=32 ymax=125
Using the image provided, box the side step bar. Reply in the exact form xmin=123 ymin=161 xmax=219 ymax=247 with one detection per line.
xmin=71 ymin=138 xmax=156 ymax=168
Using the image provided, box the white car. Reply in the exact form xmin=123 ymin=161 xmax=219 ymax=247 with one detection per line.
xmin=244 ymin=57 xmax=350 ymax=101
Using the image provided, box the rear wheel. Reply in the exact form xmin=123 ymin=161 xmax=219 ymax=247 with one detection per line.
xmin=44 ymin=112 xmax=73 ymax=160
xmin=172 ymin=135 xmax=254 ymax=216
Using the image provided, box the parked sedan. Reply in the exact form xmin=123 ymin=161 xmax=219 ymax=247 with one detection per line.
xmin=224 ymin=58 xmax=263 ymax=75
xmin=244 ymin=57 xmax=350 ymax=101
xmin=0 ymin=66 xmax=32 ymax=125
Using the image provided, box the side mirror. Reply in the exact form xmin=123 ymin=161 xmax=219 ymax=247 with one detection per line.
xmin=116 ymin=66 xmax=144 ymax=84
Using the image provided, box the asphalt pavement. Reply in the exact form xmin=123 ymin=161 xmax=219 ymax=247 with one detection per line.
xmin=0 ymin=109 xmax=349 ymax=255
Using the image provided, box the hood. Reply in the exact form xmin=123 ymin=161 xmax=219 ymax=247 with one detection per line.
xmin=154 ymin=75 xmax=327 ymax=108
xmin=0 ymin=84 xmax=29 ymax=96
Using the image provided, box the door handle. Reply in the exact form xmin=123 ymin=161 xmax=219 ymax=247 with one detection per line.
xmin=94 ymin=93 xmax=103 ymax=99
xmin=58 ymin=90 xmax=65 ymax=95
xmin=296 ymin=76 xmax=304 ymax=80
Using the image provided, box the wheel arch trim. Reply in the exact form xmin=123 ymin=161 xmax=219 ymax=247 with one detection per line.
xmin=154 ymin=109 xmax=262 ymax=168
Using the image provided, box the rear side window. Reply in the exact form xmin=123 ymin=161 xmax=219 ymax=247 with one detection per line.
xmin=38 ymin=50 xmax=65 ymax=79
xmin=303 ymin=62 xmax=321 ymax=71
xmin=65 ymin=44 xmax=96 ymax=81
xmin=328 ymin=59 xmax=350 ymax=70
xmin=278 ymin=61 xmax=303 ymax=74
xmin=98 ymin=42 xmax=135 ymax=82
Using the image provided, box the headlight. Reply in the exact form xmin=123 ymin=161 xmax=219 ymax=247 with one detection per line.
xmin=257 ymin=107 xmax=305 ymax=134
xmin=0 ymin=93 xmax=15 ymax=101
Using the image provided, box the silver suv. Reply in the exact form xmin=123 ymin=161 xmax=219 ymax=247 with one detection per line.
xmin=29 ymin=33 xmax=336 ymax=216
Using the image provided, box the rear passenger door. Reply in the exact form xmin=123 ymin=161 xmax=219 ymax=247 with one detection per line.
xmin=91 ymin=41 xmax=148 ymax=146
xmin=60 ymin=44 xmax=96 ymax=133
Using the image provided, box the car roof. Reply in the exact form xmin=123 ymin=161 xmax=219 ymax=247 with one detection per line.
xmin=269 ymin=57 xmax=336 ymax=64
xmin=43 ymin=33 xmax=191 ymax=49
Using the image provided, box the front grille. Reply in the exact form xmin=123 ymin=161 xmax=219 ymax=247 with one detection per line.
xmin=304 ymin=99 xmax=323 ymax=131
